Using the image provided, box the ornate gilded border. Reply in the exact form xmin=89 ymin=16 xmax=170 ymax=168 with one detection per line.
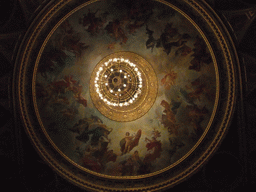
xmin=90 ymin=51 xmax=158 ymax=122
xmin=14 ymin=0 xmax=237 ymax=191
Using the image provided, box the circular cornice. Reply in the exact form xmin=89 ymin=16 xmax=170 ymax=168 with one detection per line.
xmin=14 ymin=0 xmax=238 ymax=191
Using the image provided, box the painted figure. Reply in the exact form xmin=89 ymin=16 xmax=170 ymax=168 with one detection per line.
xmin=35 ymin=0 xmax=216 ymax=176
xmin=144 ymin=136 xmax=162 ymax=163
xmin=132 ymin=151 xmax=143 ymax=174
xmin=79 ymin=9 xmax=107 ymax=35
xmin=124 ymin=132 xmax=134 ymax=154
xmin=145 ymin=25 xmax=157 ymax=52
xmin=120 ymin=129 xmax=142 ymax=155
xmin=161 ymin=70 xmax=178 ymax=89
xmin=189 ymin=36 xmax=212 ymax=71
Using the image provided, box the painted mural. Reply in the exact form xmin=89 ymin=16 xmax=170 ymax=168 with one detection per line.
xmin=35 ymin=0 xmax=216 ymax=176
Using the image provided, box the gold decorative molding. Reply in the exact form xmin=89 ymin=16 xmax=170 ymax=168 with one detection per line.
xmin=14 ymin=0 xmax=238 ymax=191
xmin=90 ymin=51 xmax=158 ymax=122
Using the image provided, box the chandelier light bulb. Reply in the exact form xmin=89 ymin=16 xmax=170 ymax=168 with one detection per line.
xmin=93 ymin=57 xmax=144 ymax=107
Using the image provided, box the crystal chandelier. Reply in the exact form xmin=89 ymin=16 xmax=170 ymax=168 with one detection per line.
xmin=94 ymin=57 xmax=143 ymax=107
xmin=90 ymin=52 xmax=157 ymax=122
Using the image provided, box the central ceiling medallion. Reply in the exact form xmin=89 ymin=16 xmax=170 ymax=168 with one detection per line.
xmin=90 ymin=52 xmax=157 ymax=122
xmin=94 ymin=57 xmax=143 ymax=107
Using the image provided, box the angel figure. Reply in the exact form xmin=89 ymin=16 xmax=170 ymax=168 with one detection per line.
xmin=120 ymin=129 xmax=142 ymax=155
xmin=143 ymin=136 xmax=162 ymax=164
xmin=161 ymin=70 xmax=178 ymax=89
xmin=160 ymin=100 xmax=182 ymax=136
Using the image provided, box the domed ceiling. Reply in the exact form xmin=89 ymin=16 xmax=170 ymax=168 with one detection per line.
xmin=36 ymin=0 xmax=216 ymax=175
xmin=16 ymin=0 xmax=237 ymax=191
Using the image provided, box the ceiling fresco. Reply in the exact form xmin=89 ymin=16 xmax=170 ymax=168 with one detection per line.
xmin=34 ymin=0 xmax=217 ymax=177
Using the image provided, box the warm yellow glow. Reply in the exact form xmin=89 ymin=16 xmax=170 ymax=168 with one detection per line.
xmin=93 ymin=57 xmax=143 ymax=107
